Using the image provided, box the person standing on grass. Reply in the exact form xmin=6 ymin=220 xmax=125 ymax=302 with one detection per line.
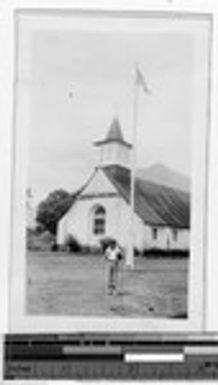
xmin=105 ymin=240 xmax=123 ymax=295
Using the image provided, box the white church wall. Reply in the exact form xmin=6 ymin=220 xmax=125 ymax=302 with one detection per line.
xmin=57 ymin=173 xmax=146 ymax=250
xmin=117 ymin=198 xmax=146 ymax=251
xmin=57 ymin=195 xmax=124 ymax=246
xmin=57 ymin=169 xmax=124 ymax=246
xmin=166 ymin=227 xmax=189 ymax=250
xmin=98 ymin=142 xmax=130 ymax=168
xmin=79 ymin=169 xmax=117 ymax=196
xmin=174 ymin=228 xmax=189 ymax=250
xmin=57 ymin=169 xmax=190 ymax=252
xmin=57 ymin=214 xmax=68 ymax=244
xmin=120 ymin=146 xmax=130 ymax=167
xmin=147 ymin=226 xmax=171 ymax=250
xmin=57 ymin=198 xmax=190 ymax=252
xmin=142 ymin=225 xmax=189 ymax=251
xmin=117 ymin=201 xmax=189 ymax=252
xmin=58 ymin=196 xmax=189 ymax=251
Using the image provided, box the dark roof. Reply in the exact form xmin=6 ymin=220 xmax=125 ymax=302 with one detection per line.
xmin=94 ymin=117 xmax=132 ymax=148
xmin=103 ymin=165 xmax=190 ymax=228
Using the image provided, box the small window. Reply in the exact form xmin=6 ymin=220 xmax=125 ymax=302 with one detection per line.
xmin=152 ymin=227 xmax=158 ymax=240
xmin=173 ymin=229 xmax=178 ymax=242
xmin=93 ymin=205 xmax=106 ymax=235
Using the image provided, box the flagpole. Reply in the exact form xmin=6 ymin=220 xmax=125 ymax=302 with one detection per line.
xmin=126 ymin=64 xmax=139 ymax=269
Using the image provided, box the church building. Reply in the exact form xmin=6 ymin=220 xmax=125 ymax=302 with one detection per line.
xmin=57 ymin=118 xmax=190 ymax=252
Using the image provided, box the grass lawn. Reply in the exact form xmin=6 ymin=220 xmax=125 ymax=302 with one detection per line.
xmin=26 ymin=251 xmax=188 ymax=318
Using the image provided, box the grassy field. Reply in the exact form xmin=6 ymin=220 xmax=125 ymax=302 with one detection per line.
xmin=26 ymin=252 xmax=188 ymax=318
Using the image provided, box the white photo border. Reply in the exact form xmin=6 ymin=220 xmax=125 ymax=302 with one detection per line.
xmin=5 ymin=3 xmax=213 ymax=333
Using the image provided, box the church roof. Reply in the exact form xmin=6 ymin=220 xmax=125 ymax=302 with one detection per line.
xmin=94 ymin=117 xmax=132 ymax=148
xmin=103 ymin=165 xmax=190 ymax=228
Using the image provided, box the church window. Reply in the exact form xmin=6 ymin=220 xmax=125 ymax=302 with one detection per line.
xmin=93 ymin=205 xmax=106 ymax=235
xmin=152 ymin=227 xmax=158 ymax=240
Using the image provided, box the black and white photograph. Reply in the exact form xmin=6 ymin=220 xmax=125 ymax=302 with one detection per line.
xmin=10 ymin=10 xmax=211 ymax=331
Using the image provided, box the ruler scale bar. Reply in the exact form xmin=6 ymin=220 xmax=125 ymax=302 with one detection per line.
xmin=125 ymin=353 xmax=185 ymax=362
xmin=185 ymin=346 xmax=218 ymax=355
xmin=5 ymin=333 xmax=218 ymax=342
xmin=4 ymin=334 xmax=218 ymax=380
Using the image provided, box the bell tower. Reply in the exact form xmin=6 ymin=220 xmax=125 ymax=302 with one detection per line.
xmin=93 ymin=117 xmax=132 ymax=168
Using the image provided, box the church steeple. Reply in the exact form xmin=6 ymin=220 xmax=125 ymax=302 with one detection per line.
xmin=94 ymin=117 xmax=132 ymax=168
xmin=105 ymin=117 xmax=125 ymax=142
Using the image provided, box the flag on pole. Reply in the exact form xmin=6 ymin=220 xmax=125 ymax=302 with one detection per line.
xmin=136 ymin=66 xmax=151 ymax=94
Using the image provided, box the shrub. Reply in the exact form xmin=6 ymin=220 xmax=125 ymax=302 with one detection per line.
xmin=26 ymin=229 xmax=56 ymax=251
xmin=134 ymin=247 xmax=140 ymax=257
xmin=81 ymin=245 xmax=91 ymax=254
xmin=51 ymin=243 xmax=59 ymax=252
xmin=57 ymin=244 xmax=69 ymax=253
xmin=35 ymin=223 xmax=46 ymax=235
xmin=170 ymin=249 xmax=189 ymax=258
xmin=65 ymin=234 xmax=81 ymax=253
xmin=89 ymin=245 xmax=102 ymax=255
xmin=142 ymin=248 xmax=189 ymax=258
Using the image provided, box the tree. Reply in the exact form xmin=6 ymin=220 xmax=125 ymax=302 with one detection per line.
xmin=36 ymin=189 xmax=75 ymax=235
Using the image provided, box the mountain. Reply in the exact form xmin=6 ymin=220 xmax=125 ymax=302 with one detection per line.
xmin=136 ymin=163 xmax=190 ymax=192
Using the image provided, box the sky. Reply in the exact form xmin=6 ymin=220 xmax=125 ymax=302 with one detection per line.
xmin=27 ymin=27 xmax=194 ymax=203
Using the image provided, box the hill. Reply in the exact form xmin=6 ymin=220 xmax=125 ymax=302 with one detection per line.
xmin=136 ymin=163 xmax=190 ymax=192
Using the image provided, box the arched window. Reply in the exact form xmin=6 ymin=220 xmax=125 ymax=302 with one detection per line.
xmin=93 ymin=205 xmax=106 ymax=235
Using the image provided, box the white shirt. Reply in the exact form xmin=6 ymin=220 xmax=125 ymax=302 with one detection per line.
xmin=106 ymin=246 xmax=119 ymax=262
